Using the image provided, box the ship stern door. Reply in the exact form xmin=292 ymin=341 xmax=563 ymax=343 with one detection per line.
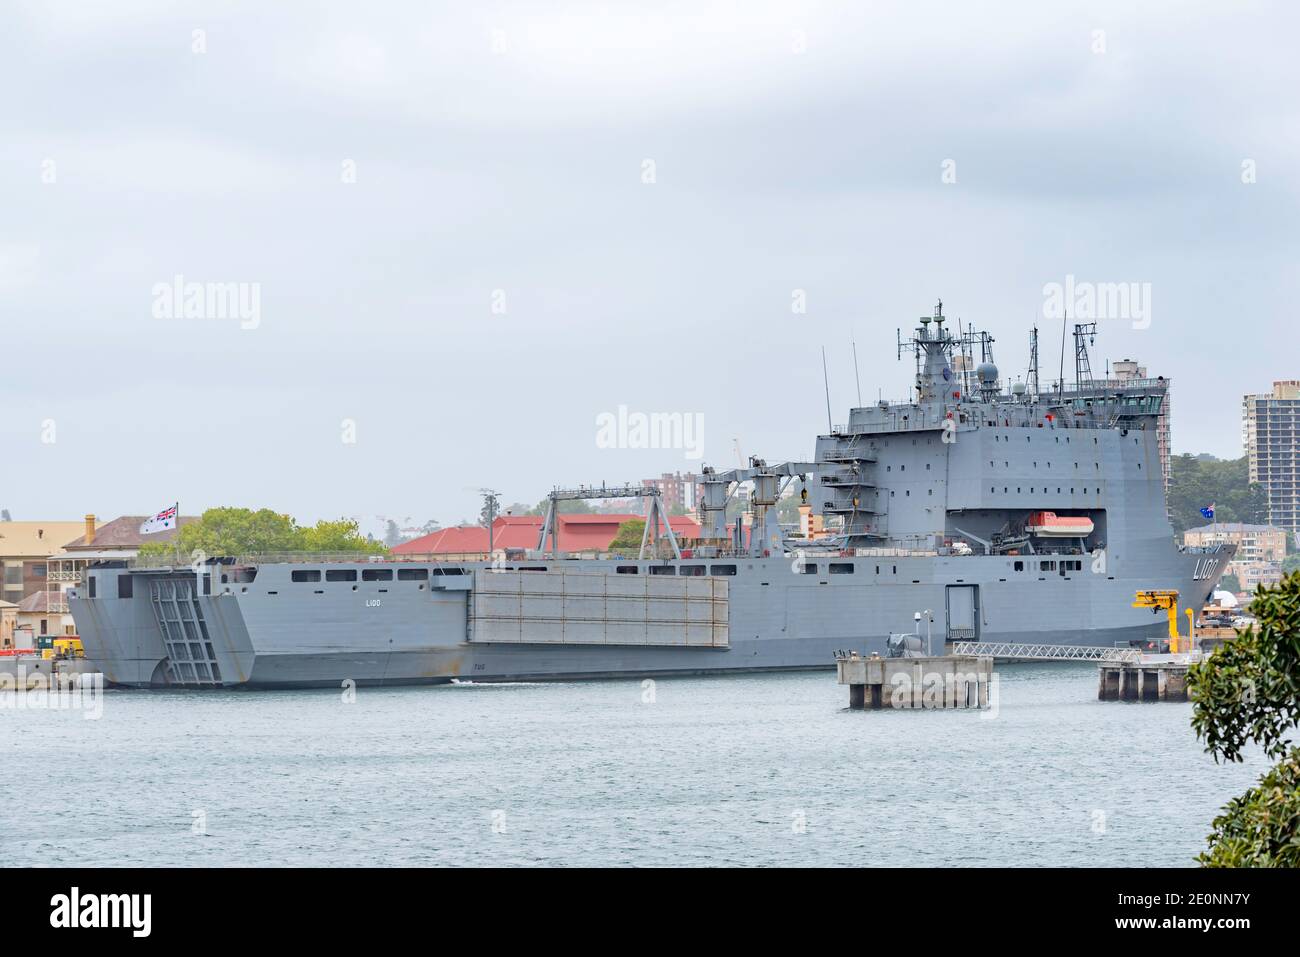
xmin=945 ymin=584 xmax=980 ymax=643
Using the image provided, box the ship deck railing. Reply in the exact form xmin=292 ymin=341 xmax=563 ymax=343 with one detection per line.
xmin=127 ymin=551 xmax=435 ymax=568
xmin=125 ymin=537 xmax=1125 ymax=570
xmin=124 ymin=546 xmax=970 ymax=569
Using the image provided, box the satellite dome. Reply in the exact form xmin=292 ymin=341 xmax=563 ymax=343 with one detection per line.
xmin=1011 ymin=381 xmax=1027 ymax=395
xmin=977 ymin=362 xmax=999 ymax=384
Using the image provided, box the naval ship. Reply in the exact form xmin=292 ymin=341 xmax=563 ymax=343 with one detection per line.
xmin=70 ymin=305 xmax=1232 ymax=687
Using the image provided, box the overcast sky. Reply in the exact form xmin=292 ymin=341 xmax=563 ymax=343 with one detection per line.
xmin=3 ymin=1 xmax=1297 ymax=528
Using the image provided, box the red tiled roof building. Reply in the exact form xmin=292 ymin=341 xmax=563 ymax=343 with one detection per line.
xmin=392 ymin=514 xmax=701 ymax=560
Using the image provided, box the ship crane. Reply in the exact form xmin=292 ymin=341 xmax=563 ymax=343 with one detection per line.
xmin=1132 ymin=590 xmax=1184 ymax=653
xmin=698 ymin=458 xmax=819 ymax=557
xmin=537 ymin=484 xmax=679 ymax=560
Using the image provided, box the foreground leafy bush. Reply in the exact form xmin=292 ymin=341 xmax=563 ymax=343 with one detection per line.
xmin=1188 ymin=571 xmax=1300 ymax=866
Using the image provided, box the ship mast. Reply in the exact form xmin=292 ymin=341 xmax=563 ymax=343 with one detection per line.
xmin=1027 ymin=325 xmax=1040 ymax=400
xmin=1073 ymin=321 xmax=1098 ymax=394
xmin=896 ymin=299 xmax=957 ymax=405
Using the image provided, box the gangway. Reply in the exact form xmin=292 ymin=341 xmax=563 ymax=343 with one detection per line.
xmin=949 ymin=641 xmax=1141 ymax=663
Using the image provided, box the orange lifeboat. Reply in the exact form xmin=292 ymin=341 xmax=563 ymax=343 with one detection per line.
xmin=1025 ymin=511 xmax=1094 ymax=537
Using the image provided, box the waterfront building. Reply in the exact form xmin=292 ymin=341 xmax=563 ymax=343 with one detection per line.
xmin=1243 ymin=380 xmax=1300 ymax=532
xmin=0 ymin=520 xmax=93 ymax=605
xmin=641 ymin=472 xmax=699 ymax=514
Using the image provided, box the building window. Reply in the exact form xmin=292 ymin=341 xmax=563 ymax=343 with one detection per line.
xmin=326 ymin=569 xmax=357 ymax=582
xmin=829 ymin=563 xmax=855 ymax=575
xmin=118 ymin=576 xmax=133 ymax=599
xmin=362 ymin=569 xmax=393 ymax=582
xmin=709 ymin=565 xmax=736 ymax=576
xmin=397 ymin=568 xmax=428 ymax=581
xmin=291 ymin=570 xmax=322 ymax=583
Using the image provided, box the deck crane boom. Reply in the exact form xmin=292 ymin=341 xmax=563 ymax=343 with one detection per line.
xmin=1132 ymin=590 xmax=1183 ymax=652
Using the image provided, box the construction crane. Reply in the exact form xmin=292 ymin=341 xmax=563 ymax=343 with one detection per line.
xmin=1132 ymin=590 xmax=1183 ymax=652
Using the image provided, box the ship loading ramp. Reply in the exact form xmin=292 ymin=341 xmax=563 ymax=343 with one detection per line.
xmin=459 ymin=568 xmax=729 ymax=648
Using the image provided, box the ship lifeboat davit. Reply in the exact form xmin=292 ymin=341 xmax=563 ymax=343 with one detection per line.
xmin=1025 ymin=511 xmax=1094 ymax=538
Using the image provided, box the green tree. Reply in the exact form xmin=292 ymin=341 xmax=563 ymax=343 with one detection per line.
xmin=608 ymin=519 xmax=646 ymax=552
xmin=479 ymin=492 xmax=501 ymax=529
xmin=299 ymin=518 xmax=386 ymax=553
xmin=1187 ymin=571 xmax=1300 ymax=866
xmin=777 ymin=485 xmax=813 ymax=524
xmin=144 ymin=507 xmax=299 ymax=559
xmin=1167 ymin=454 xmax=1268 ymax=535
xmin=1219 ymin=574 xmax=1242 ymax=593
xmin=529 ymin=497 xmax=594 ymax=516
xmin=137 ymin=507 xmax=385 ymax=560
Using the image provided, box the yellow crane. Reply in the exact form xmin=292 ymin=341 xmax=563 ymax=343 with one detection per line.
xmin=1132 ymin=590 xmax=1183 ymax=652
xmin=42 ymin=637 xmax=84 ymax=660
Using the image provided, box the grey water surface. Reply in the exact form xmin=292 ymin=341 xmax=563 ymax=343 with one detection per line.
xmin=1 ymin=664 xmax=1264 ymax=867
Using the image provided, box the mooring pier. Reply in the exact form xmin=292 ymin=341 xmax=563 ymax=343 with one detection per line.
xmin=1095 ymin=655 xmax=1192 ymax=702
xmin=0 ymin=654 xmax=94 ymax=689
xmin=839 ymin=641 xmax=1198 ymax=709
xmin=836 ymin=654 xmax=992 ymax=710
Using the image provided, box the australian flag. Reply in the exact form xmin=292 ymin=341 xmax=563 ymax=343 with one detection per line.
xmin=1199 ymin=503 xmax=1215 ymax=520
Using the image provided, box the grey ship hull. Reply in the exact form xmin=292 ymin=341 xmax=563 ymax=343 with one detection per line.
xmin=69 ymin=549 xmax=1227 ymax=689
xmin=69 ymin=308 xmax=1229 ymax=689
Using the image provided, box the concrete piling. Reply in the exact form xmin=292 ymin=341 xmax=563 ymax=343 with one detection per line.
xmin=1097 ymin=658 xmax=1190 ymax=702
xmin=837 ymin=655 xmax=992 ymax=710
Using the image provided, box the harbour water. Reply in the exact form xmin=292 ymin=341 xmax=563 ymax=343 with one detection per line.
xmin=0 ymin=664 xmax=1267 ymax=867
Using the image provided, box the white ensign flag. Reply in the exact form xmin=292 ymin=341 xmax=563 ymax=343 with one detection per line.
xmin=140 ymin=504 xmax=179 ymax=535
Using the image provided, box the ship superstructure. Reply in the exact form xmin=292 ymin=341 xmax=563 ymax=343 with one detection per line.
xmin=70 ymin=305 xmax=1232 ymax=687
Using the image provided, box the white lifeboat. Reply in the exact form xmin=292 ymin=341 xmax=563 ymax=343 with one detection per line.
xmin=1025 ymin=511 xmax=1094 ymax=538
